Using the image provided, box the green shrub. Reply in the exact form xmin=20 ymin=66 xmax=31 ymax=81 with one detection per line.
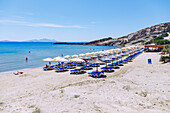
xmin=0 ymin=102 xmax=4 ymax=106
xmin=152 ymin=35 xmax=157 ymax=38
xmin=74 ymin=95 xmax=80 ymax=98
xmin=145 ymin=32 xmax=170 ymax=45
xmin=160 ymin=56 xmax=170 ymax=63
xmin=60 ymin=89 xmax=64 ymax=93
xmin=161 ymin=32 xmax=169 ymax=37
xmin=163 ymin=45 xmax=170 ymax=53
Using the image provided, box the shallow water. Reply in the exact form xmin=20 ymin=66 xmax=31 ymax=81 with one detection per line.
xmin=0 ymin=42 xmax=121 ymax=73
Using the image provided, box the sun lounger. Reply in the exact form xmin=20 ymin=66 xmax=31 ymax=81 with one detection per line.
xmin=88 ymin=71 xmax=105 ymax=77
xmin=70 ymin=68 xmax=85 ymax=74
xmin=101 ymin=66 xmax=114 ymax=72
xmin=55 ymin=67 xmax=67 ymax=72
xmin=118 ymin=60 xmax=123 ymax=65
xmin=76 ymin=62 xmax=85 ymax=66
xmin=89 ymin=63 xmax=96 ymax=67
xmin=80 ymin=66 xmax=92 ymax=70
xmin=65 ymin=65 xmax=76 ymax=69
xmin=43 ymin=65 xmax=55 ymax=71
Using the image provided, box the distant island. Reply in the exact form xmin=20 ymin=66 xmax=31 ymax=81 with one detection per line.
xmin=27 ymin=38 xmax=57 ymax=42
xmin=0 ymin=38 xmax=57 ymax=42
xmin=54 ymin=22 xmax=170 ymax=46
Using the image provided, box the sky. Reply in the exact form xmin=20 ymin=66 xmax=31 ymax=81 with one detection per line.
xmin=0 ymin=0 xmax=170 ymax=42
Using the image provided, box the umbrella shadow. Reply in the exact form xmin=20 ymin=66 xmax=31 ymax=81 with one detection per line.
xmin=84 ymin=67 xmax=93 ymax=70
xmin=55 ymin=70 xmax=69 ymax=73
xmin=114 ymin=67 xmax=120 ymax=69
xmin=118 ymin=64 xmax=124 ymax=66
xmin=70 ymin=71 xmax=86 ymax=75
xmin=91 ymin=75 xmax=107 ymax=78
xmin=104 ymin=70 xmax=115 ymax=73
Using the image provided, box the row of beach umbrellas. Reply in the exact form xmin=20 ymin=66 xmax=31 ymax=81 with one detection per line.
xmin=43 ymin=57 xmax=85 ymax=64
xmin=43 ymin=46 xmax=143 ymax=65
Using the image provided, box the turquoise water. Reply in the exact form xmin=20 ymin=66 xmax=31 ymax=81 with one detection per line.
xmin=0 ymin=42 xmax=121 ymax=73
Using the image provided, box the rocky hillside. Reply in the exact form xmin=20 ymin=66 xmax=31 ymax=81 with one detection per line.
xmin=54 ymin=22 xmax=170 ymax=46
xmin=96 ymin=22 xmax=170 ymax=46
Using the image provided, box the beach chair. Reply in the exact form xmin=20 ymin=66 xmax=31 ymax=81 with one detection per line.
xmin=65 ymin=65 xmax=76 ymax=69
xmin=43 ymin=65 xmax=55 ymax=71
xmin=88 ymin=71 xmax=105 ymax=77
xmin=55 ymin=67 xmax=67 ymax=72
xmin=77 ymin=62 xmax=85 ymax=66
xmin=80 ymin=66 xmax=92 ymax=70
xmin=70 ymin=68 xmax=85 ymax=74
xmin=89 ymin=63 xmax=96 ymax=67
xmin=101 ymin=66 xmax=114 ymax=72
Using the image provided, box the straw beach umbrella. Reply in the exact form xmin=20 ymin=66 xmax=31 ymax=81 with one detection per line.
xmin=43 ymin=58 xmax=55 ymax=65
xmin=79 ymin=53 xmax=86 ymax=57
xmin=54 ymin=57 xmax=68 ymax=62
xmin=72 ymin=54 xmax=78 ymax=58
xmin=70 ymin=58 xmax=85 ymax=62
xmin=54 ymin=57 xmax=68 ymax=67
xmin=85 ymin=52 xmax=91 ymax=56
xmin=64 ymin=55 xmax=71 ymax=59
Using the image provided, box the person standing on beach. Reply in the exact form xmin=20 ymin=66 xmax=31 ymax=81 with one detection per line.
xmin=26 ymin=57 xmax=28 ymax=61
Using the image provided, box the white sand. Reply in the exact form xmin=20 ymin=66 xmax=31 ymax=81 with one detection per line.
xmin=0 ymin=53 xmax=170 ymax=113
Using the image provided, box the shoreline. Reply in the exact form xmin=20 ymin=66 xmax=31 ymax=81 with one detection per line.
xmin=0 ymin=66 xmax=43 ymax=75
xmin=53 ymin=42 xmax=124 ymax=47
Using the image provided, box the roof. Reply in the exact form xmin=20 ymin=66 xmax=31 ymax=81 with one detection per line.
xmin=144 ymin=45 xmax=164 ymax=48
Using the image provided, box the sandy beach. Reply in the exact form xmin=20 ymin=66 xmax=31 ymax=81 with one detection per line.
xmin=0 ymin=52 xmax=170 ymax=113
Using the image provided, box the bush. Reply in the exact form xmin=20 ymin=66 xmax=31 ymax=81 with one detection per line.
xmin=161 ymin=32 xmax=169 ymax=37
xmin=152 ymin=36 xmax=157 ymax=38
xmin=145 ymin=32 xmax=170 ymax=45
xmin=160 ymin=56 xmax=170 ymax=63
xmin=74 ymin=95 xmax=80 ymax=98
xmin=145 ymin=40 xmax=153 ymax=44
xmin=163 ymin=45 xmax=170 ymax=53
xmin=155 ymin=39 xmax=170 ymax=45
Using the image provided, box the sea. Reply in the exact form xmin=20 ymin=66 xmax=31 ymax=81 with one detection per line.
xmin=0 ymin=42 xmax=121 ymax=73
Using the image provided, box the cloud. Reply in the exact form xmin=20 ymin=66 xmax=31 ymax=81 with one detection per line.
xmin=90 ymin=21 xmax=97 ymax=24
xmin=27 ymin=23 xmax=84 ymax=28
xmin=0 ymin=19 xmax=85 ymax=28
